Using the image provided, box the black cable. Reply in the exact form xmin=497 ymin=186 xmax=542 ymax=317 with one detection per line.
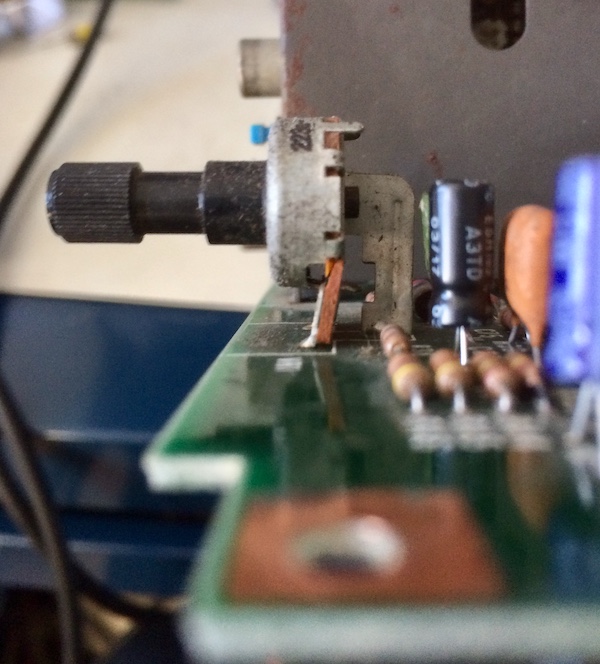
xmin=0 ymin=426 xmax=168 ymax=622
xmin=0 ymin=0 xmax=116 ymax=227
xmin=0 ymin=3 xmax=119 ymax=659
xmin=0 ymin=0 xmax=168 ymax=659
xmin=0 ymin=380 xmax=82 ymax=664
xmin=0 ymin=0 xmax=170 ymax=607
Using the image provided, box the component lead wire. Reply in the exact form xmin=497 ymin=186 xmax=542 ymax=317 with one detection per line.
xmin=567 ymin=381 xmax=595 ymax=446
xmin=410 ymin=389 xmax=425 ymax=414
xmin=452 ymin=385 xmax=467 ymax=414
xmin=568 ymin=381 xmax=600 ymax=472
xmin=455 ymin=325 xmax=469 ymax=366
xmin=300 ymin=281 xmax=325 ymax=348
xmin=534 ymin=386 xmax=551 ymax=414
xmin=496 ymin=390 xmax=514 ymax=413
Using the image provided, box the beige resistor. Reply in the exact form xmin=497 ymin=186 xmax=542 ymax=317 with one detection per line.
xmin=481 ymin=365 xmax=521 ymax=400
xmin=429 ymin=349 xmax=474 ymax=397
xmin=429 ymin=348 xmax=458 ymax=371
xmin=380 ymin=324 xmax=411 ymax=358
xmin=470 ymin=350 xmax=522 ymax=401
xmin=470 ymin=350 xmax=503 ymax=376
xmin=389 ymin=360 xmax=434 ymax=402
xmin=505 ymin=351 xmax=543 ymax=388
xmin=387 ymin=351 xmax=420 ymax=378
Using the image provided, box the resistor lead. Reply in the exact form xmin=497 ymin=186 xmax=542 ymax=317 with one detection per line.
xmin=429 ymin=349 xmax=474 ymax=413
xmin=506 ymin=351 xmax=550 ymax=411
xmin=504 ymin=205 xmax=553 ymax=365
xmin=471 ymin=350 xmax=521 ymax=412
xmin=491 ymin=294 xmax=522 ymax=346
xmin=301 ymin=258 xmax=344 ymax=348
xmin=380 ymin=323 xmax=411 ymax=358
xmin=429 ymin=180 xmax=494 ymax=365
xmin=543 ymin=156 xmax=600 ymax=455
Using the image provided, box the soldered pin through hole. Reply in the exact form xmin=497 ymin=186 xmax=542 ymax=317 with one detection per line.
xmin=292 ymin=515 xmax=406 ymax=574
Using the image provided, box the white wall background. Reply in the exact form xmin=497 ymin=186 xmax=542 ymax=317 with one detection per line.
xmin=0 ymin=0 xmax=280 ymax=310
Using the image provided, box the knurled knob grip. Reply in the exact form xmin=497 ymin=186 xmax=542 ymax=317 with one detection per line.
xmin=47 ymin=162 xmax=142 ymax=242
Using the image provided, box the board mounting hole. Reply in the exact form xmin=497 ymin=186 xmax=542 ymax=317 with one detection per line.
xmin=292 ymin=515 xmax=406 ymax=574
xmin=471 ymin=0 xmax=526 ymax=50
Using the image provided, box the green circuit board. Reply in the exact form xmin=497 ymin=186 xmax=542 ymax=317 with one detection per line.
xmin=142 ymin=286 xmax=600 ymax=663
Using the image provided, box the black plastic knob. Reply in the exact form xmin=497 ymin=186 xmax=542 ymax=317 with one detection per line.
xmin=46 ymin=161 xmax=267 ymax=245
xmin=47 ymin=162 xmax=143 ymax=243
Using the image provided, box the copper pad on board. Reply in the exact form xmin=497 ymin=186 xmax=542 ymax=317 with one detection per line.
xmin=227 ymin=488 xmax=506 ymax=604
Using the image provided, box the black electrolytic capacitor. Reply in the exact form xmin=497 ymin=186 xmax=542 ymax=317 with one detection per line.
xmin=429 ymin=179 xmax=494 ymax=328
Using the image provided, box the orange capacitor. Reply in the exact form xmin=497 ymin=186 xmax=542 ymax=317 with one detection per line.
xmin=504 ymin=205 xmax=553 ymax=357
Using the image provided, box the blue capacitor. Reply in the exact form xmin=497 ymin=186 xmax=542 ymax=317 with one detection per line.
xmin=543 ymin=155 xmax=600 ymax=384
